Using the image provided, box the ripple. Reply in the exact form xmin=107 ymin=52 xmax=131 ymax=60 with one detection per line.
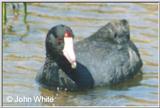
xmin=144 ymin=60 xmax=158 ymax=67
xmin=3 ymin=83 xmax=34 ymax=89
xmin=131 ymin=37 xmax=152 ymax=44
xmin=114 ymin=95 xmax=158 ymax=105
xmin=3 ymin=54 xmax=44 ymax=62
xmin=28 ymin=11 xmax=103 ymax=22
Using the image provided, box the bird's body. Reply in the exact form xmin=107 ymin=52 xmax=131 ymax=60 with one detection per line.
xmin=36 ymin=19 xmax=143 ymax=90
xmin=75 ymin=38 xmax=141 ymax=86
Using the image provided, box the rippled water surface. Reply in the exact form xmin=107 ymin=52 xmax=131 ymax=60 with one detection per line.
xmin=2 ymin=3 xmax=159 ymax=106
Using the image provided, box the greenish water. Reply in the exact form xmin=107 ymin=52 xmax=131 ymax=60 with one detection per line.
xmin=2 ymin=3 xmax=159 ymax=106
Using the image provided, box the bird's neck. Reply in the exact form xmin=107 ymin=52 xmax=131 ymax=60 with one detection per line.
xmin=46 ymin=53 xmax=72 ymax=68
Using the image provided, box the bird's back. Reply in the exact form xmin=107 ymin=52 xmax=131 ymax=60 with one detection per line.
xmin=74 ymin=19 xmax=143 ymax=86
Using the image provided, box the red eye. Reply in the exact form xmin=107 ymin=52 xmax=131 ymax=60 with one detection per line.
xmin=64 ymin=32 xmax=72 ymax=38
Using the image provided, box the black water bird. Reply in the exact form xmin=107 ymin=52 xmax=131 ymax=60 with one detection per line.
xmin=36 ymin=19 xmax=143 ymax=90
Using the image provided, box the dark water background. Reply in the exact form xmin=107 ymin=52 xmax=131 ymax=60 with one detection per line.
xmin=2 ymin=3 xmax=159 ymax=106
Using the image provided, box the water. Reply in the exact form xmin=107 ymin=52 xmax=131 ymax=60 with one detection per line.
xmin=2 ymin=3 xmax=159 ymax=106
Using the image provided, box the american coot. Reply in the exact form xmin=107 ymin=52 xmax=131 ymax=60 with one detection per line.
xmin=36 ymin=19 xmax=143 ymax=90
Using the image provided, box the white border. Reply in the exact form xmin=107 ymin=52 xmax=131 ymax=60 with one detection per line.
xmin=0 ymin=0 xmax=160 ymax=2
xmin=0 ymin=1 xmax=2 ymax=107
xmin=158 ymin=2 xmax=160 ymax=107
xmin=1 ymin=1 xmax=160 ymax=108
